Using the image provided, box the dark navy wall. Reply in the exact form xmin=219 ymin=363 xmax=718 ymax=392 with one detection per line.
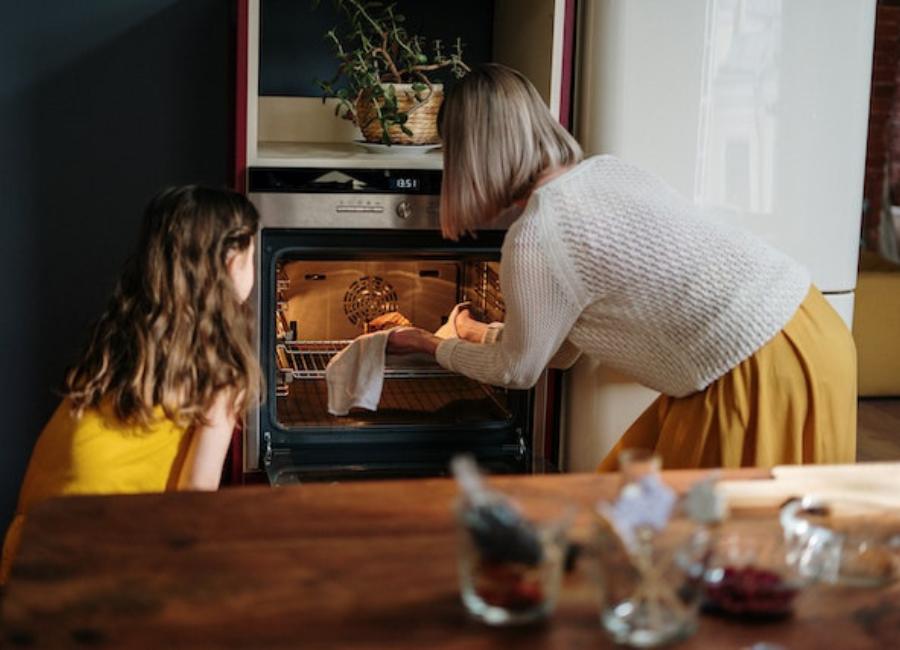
xmin=0 ymin=1 xmax=233 ymax=529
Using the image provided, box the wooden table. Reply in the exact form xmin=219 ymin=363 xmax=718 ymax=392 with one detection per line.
xmin=2 ymin=470 xmax=898 ymax=648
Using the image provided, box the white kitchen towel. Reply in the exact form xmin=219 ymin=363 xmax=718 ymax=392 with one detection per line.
xmin=325 ymin=302 xmax=474 ymax=416
xmin=326 ymin=330 xmax=391 ymax=416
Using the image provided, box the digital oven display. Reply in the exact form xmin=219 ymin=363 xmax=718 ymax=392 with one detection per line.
xmin=388 ymin=176 xmax=420 ymax=191
xmin=248 ymin=168 xmax=442 ymax=195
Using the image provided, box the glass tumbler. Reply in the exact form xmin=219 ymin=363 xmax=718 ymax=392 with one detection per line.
xmin=592 ymin=512 xmax=711 ymax=648
xmin=456 ymin=491 xmax=575 ymax=625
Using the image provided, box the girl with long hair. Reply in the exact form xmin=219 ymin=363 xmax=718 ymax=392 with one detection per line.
xmin=1 ymin=185 xmax=261 ymax=583
xmin=388 ymin=63 xmax=856 ymax=471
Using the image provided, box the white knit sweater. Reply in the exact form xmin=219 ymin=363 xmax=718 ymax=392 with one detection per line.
xmin=435 ymin=155 xmax=811 ymax=397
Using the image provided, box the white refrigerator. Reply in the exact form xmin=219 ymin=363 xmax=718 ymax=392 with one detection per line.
xmin=563 ymin=0 xmax=876 ymax=471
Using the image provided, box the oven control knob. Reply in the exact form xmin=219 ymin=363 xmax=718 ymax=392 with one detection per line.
xmin=395 ymin=201 xmax=413 ymax=220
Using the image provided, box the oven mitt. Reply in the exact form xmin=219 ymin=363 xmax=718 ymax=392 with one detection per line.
xmin=435 ymin=301 xmax=503 ymax=343
xmin=325 ymin=330 xmax=391 ymax=416
xmin=435 ymin=302 xmax=470 ymax=340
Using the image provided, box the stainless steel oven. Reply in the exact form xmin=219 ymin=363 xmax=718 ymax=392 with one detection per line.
xmin=245 ymin=167 xmax=553 ymax=484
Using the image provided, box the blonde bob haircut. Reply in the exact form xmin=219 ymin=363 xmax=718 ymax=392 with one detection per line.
xmin=438 ymin=63 xmax=583 ymax=239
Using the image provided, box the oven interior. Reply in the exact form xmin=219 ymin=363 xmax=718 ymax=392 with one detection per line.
xmin=256 ymin=227 xmax=532 ymax=483
xmin=273 ymin=256 xmax=511 ymax=430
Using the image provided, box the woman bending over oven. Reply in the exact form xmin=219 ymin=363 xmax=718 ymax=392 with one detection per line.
xmin=387 ymin=63 xmax=856 ymax=471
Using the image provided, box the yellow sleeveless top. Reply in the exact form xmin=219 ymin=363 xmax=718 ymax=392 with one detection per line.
xmin=0 ymin=399 xmax=191 ymax=583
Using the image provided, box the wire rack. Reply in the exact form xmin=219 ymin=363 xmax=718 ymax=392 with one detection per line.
xmin=277 ymin=340 xmax=455 ymax=379
xmin=276 ymin=375 xmax=511 ymax=427
xmin=464 ymin=262 xmax=505 ymax=323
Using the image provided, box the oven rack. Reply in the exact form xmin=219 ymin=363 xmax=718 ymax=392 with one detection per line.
xmin=277 ymin=340 xmax=455 ymax=380
xmin=465 ymin=263 xmax=505 ymax=322
xmin=276 ymin=373 xmax=512 ymax=425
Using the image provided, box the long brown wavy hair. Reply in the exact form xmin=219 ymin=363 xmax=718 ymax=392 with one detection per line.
xmin=65 ymin=185 xmax=261 ymax=428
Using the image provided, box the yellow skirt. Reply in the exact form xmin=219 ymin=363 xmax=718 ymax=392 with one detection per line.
xmin=598 ymin=287 xmax=857 ymax=471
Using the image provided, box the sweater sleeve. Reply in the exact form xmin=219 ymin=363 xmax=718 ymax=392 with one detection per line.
xmin=479 ymin=324 xmax=582 ymax=370
xmin=435 ymin=223 xmax=585 ymax=389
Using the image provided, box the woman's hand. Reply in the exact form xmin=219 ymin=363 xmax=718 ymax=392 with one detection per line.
xmin=455 ymin=308 xmax=489 ymax=343
xmin=387 ymin=327 xmax=441 ymax=356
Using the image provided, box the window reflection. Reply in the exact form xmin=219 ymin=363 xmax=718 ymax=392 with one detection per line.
xmin=694 ymin=0 xmax=783 ymax=215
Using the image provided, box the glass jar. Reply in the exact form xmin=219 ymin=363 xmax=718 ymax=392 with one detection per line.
xmin=591 ymin=449 xmax=710 ymax=647
xmin=593 ymin=514 xmax=710 ymax=647
xmin=780 ymin=496 xmax=900 ymax=587
xmin=456 ymin=491 xmax=575 ymax=625
xmin=702 ymin=522 xmax=805 ymax=619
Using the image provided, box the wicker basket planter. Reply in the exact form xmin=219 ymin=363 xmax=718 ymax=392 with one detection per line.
xmin=356 ymin=83 xmax=444 ymax=145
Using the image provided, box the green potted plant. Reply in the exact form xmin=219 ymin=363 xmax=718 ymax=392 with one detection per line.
xmin=316 ymin=0 xmax=469 ymax=146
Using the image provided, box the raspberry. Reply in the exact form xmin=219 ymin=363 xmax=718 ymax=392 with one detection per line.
xmin=474 ymin=559 xmax=546 ymax=611
xmin=704 ymin=565 xmax=798 ymax=618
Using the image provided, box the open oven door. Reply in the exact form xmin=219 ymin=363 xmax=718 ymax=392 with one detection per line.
xmin=257 ymin=228 xmax=534 ymax=484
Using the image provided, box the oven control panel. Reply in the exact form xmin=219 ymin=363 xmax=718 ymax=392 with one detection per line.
xmin=248 ymin=167 xmax=441 ymax=195
xmin=334 ymin=200 xmax=384 ymax=214
xmin=248 ymin=167 xmax=442 ymax=230
xmin=333 ymin=199 xmax=423 ymax=220
xmin=395 ymin=201 xmax=413 ymax=220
